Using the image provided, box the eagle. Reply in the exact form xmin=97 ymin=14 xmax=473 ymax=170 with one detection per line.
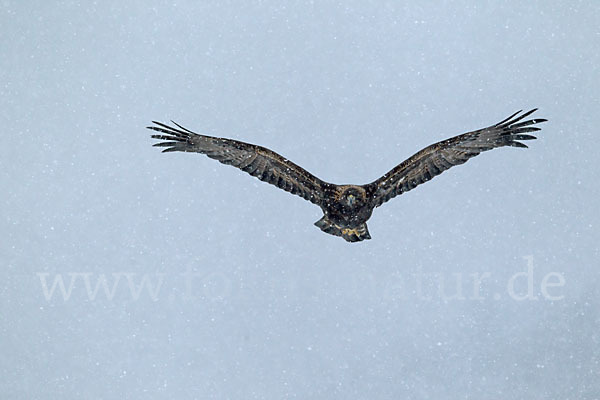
xmin=149 ymin=109 xmax=546 ymax=242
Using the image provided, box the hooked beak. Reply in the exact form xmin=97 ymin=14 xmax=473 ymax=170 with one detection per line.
xmin=348 ymin=194 xmax=355 ymax=207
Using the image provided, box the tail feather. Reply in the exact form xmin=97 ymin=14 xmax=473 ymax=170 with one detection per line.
xmin=314 ymin=216 xmax=371 ymax=242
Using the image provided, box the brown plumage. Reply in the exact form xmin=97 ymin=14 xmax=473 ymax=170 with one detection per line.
xmin=149 ymin=109 xmax=546 ymax=242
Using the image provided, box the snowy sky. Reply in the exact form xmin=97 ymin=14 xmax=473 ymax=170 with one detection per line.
xmin=2 ymin=1 xmax=599 ymax=398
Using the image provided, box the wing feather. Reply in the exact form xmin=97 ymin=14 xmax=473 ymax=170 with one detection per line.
xmin=368 ymin=109 xmax=547 ymax=207
xmin=148 ymin=121 xmax=326 ymax=205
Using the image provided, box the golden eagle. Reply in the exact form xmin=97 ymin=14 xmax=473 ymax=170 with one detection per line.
xmin=149 ymin=109 xmax=546 ymax=242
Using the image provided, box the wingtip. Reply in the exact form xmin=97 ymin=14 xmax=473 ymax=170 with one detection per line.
xmin=510 ymin=141 xmax=529 ymax=149
xmin=496 ymin=109 xmax=523 ymax=126
xmin=170 ymin=120 xmax=195 ymax=133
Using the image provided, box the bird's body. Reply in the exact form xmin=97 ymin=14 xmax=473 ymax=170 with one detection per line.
xmin=149 ymin=109 xmax=546 ymax=242
xmin=314 ymin=185 xmax=375 ymax=242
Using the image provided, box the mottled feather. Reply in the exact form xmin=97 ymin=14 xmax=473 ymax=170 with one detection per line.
xmin=148 ymin=121 xmax=326 ymax=205
xmin=367 ymin=109 xmax=547 ymax=207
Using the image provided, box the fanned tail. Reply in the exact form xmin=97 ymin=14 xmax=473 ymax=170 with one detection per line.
xmin=314 ymin=217 xmax=371 ymax=242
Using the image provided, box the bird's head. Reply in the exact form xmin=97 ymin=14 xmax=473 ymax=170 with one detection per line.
xmin=342 ymin=187 xmax=365 ymax=209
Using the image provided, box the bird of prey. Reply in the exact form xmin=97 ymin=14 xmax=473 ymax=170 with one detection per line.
xmin=149 ymin=109 xmax=546 ymax=242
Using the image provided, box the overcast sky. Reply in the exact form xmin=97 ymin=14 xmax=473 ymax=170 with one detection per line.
xmin=2 ymin=1 xmax=599 ymax=398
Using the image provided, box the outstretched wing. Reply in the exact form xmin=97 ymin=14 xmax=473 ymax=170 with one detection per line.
xmin=148 ymin=121 xmax=327 ymax=205
xmin=368 ymin=109 xmax=547 ymax=207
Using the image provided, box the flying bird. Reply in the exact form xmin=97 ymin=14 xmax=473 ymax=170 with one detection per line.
xmin=149 ymin=109 xmax=546 ymax=242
